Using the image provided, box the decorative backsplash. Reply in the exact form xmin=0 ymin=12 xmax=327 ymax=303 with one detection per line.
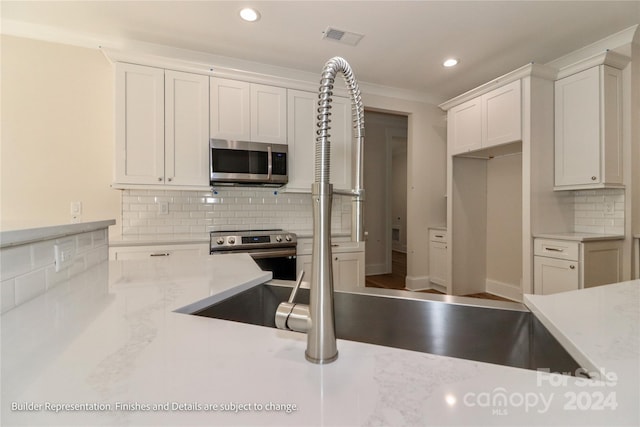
xmin=573 ymin=188 xmax=625 ymax=235
xmin=120 ymin=188 xmax=352 ymax=236
xmin=0 ymin=229 xmax=109 ymax=313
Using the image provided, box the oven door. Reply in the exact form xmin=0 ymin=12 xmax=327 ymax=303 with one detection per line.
xmin=247 ymin=247 xmax=297 ymax=281
xmin=211 ymin=247 xmax=297 ymax=281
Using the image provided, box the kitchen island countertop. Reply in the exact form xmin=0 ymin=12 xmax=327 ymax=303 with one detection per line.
xmin=1 ymin=254 xmax=638 ymax=426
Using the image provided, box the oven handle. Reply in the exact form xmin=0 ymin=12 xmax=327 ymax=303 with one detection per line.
xmin=248 ymin=248 xmax=296 ymax=259
xmin=211 ymin=248 xmax=297 ymax=259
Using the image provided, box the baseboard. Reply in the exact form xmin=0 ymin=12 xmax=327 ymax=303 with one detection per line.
xmin=486 ymin=279 xmax=522 ymax=302
xmin=365 ymin=263 xmax=389 ymax=276
xmin=405 ymin=275 xmax=429 ymax=291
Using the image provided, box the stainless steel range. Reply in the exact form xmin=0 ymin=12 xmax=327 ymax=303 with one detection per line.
xmin=210 ymin=229 xmax=297 ymax=280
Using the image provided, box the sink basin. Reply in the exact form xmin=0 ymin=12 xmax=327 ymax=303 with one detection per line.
xmin=193 ymin=283 xmax=581 ymax=374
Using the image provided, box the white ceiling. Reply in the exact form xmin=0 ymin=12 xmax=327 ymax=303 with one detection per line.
xmin=2 ymin=1 xmax=639 ymax=103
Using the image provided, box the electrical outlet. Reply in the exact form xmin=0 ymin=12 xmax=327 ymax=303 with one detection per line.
xmin=158 ymin=201 xmax=169 ymax=215
xmin=604 ymin=201 xmax=615 ymax=216
xmin=54 ymin=239 xmax=75 ymax=272
xmin=70 ymin=201 xmax=82 ymax=223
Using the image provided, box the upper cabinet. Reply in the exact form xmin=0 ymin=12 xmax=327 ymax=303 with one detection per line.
xmin=554 ymin=65 xmax=623 ymax=190
xmin=286 ymin=89 xmax=352 ymax=192
xmin=115 ymin=63 xmax=209 ymax=187
xmin=210 ymin=77 xmax=287 ymax=144
xmin=448 ymin=79 xmax=521 ymax=156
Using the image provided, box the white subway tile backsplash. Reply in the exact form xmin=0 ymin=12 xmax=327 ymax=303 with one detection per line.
xmin=573 ymin=188 xmax=624 ymax=235
xmin=120 ymin=188 xmax=349 ymax=236
xmin=1 ymin=278 xmax=16 ymax=312
xmin=0 ymin=228 xmax=111 ymax=313
xmin=0 ymin=245 xmax=32 ymax=281
xmin=14 ymin=269 xmax=46 ymax=306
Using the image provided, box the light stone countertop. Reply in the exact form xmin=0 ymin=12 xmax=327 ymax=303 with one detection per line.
xmin=1 ymin=254 xmax=638 ymax=426
xmin=533 ymin=232 xmax=624 ymax=242
xmin=0 ymin=220 xmax=116 ymax=248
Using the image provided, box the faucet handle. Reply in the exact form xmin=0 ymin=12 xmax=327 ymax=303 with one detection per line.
xmin=275 ymin=270 xmax=310 ymax=333
xmin=288 ymin=270 xmax=305 ymax=303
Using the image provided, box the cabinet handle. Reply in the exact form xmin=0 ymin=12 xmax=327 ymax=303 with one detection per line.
xmin=591 ymin=176 xmax=597 ymax=181
xmin=544 ymin=247 xmax=564 ymax=252
xmin=150 ymin=253 xmax=170 ymax=257
xmin=435 ymin=235 xmax=444 ymax=238
xmin=569 ymin=265 xmax=575 ymax=270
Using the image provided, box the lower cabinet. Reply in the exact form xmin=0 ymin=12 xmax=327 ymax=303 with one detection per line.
xmin=428 ymin=229 xmax=448 ymax=288
xmin=296 ymin=237 xmax=365 ymax=291
xmin=109 ymin=243 xmax=209 ymax=260
xmin=533 ymin=238 xmax=622 ymax=295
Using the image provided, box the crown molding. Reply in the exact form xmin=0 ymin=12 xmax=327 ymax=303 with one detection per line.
xmin=438 ymin=62 xmax=557 ymax=111
xmin=3 ymin=18 xmax=438 ymax=105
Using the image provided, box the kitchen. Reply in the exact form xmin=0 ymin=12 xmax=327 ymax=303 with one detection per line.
xmin=1 ymin=1 xmax=640 ymax=426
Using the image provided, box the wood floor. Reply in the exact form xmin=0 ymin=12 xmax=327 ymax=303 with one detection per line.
xmin=365 ymin=251 xmax=514 ymax=303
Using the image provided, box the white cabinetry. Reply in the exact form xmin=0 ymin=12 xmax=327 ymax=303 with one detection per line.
xmin=210 ymin=77 xmax=287 ymax=144
xmin=286 ymin=90 xmax=352 ymax=191
xmin=534 ymin=238 xmax=622 ymax=295
xmin=448 ymin=79 xmax=521 ymax=155
xmin=109 ymin=243 xmax=209 ymax=260
xmin=554 ymin=65 xmax=623 ymax=190
xmin=428 ymin=229 xmax=448 ymax=288
xmin=296 ymin=236 xmax=364 ymax=291
xmin=115 ymin=63 xmax=209 ymax=187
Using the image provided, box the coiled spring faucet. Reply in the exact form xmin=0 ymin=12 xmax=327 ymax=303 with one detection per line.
xmin=275 ymin=57 xmax=365 ymax=364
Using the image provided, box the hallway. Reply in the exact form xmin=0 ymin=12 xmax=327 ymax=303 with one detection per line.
xmin=365 ymin=251 xmax=513 ymax=302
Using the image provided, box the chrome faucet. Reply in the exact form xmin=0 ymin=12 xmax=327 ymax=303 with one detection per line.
xmin=275 ymin=57 xmax=365 ymax=364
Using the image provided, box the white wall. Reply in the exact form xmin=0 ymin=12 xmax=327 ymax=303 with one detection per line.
xmin=1 ymin=35 xmax=120 ymax=232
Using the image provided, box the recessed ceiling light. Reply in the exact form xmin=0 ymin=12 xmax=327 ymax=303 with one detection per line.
xmin=443 ymin=58 xmax=459 ymax=67
xmin=239 ymin=8 xmax=260 ymax=22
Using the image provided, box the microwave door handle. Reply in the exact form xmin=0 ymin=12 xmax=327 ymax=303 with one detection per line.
xmin=267 ymin=145 xmax=272 ymax=180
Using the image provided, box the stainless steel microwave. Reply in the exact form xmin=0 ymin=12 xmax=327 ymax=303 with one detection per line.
xmin=209 ymin=139 xmax=288 ymax=186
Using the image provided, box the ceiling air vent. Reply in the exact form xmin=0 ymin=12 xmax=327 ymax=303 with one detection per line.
xmin=322 ymin=27 xmax=364 ymax=46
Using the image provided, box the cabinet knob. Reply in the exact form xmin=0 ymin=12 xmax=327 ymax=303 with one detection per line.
xmin=570 ymin=265 xmax=575 ymax=270
xmin=158 ymin=177 xmax=163 ymax=182
xmin=591 ymin=176 xmax=597 ymax=181
xmin=168 ymin=177 xmax=173 ymax=182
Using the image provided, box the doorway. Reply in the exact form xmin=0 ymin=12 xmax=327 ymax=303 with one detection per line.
xmin=363 ymin=111 xmax=408 ymax=290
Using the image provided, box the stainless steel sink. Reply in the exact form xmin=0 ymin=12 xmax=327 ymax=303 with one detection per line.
xmin=192 ymin=283 xmax=581 ymax=374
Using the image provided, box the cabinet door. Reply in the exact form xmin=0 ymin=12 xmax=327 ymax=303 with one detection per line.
xmin=554 ymin=67 xmax=601 ymax=187
xmin=109 ymin=243 xmax=209 ymax=260
xmin=448 ymin=98 xmax=482 ymax=155
xmin=329 ymin=96 xmax=353 ymax=190
xmin=286 ymin=90 xmax=352 ymax=192
xmin=210 ymin=77 xmax=251 ymax=140
xmin=534 ymin=256 xmax=579 ymax=295
xmin=429 ymin=241 xmax=447 ymax=286
xmin=251 ymin=84 xmax=287 ymax=144
xmin=115 ymin=63 xmax=165 ymax=184
xmin=286 ymin=90 xmax=316 ymax=191
xmin=165 ymin=71 xmax=210 ymax=186
xmin=333 ymin=252 xmax=364 ymax=291
xmin=482 ymin=79 xmax=521 ymax=148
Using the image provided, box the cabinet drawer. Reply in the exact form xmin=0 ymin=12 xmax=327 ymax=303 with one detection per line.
xmin=429 ymin=229 xmax=447 ymax=243
xmin=534 ymin=239 xmax=579 ymax=261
